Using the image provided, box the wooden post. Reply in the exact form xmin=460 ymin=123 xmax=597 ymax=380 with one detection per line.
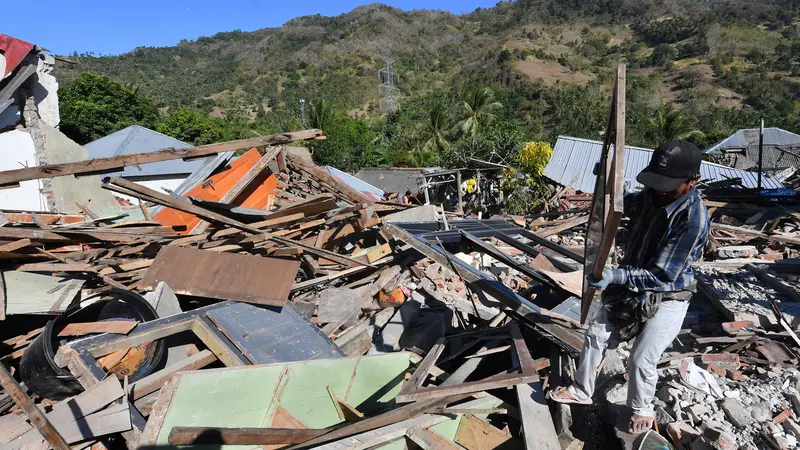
xmin=0 ymin=363 xmax=71 ymax=450
xmin=455 ymin=170 xmax=463 ymax=214
xmin=475 ymin=171 xmax=483 ymax=211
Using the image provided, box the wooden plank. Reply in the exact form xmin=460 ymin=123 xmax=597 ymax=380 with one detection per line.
xmin=97 ymin=259 xmax=153 ymax=276
xmin=129 ymin=350 xmax=217 ymax=400
xmin=0 ymin=363 xmax=70 ymax=450
xmin=396 ymin=371 xmax=538 ymax=403
xmin=139 ymin=246 xmax=300 ymax=306
xmin=14 ymin=263 xmax=95 ymax=273
xmin=168 ymin=427 xmax=331 ymax=445
xmin=407 ymin=425 xmax=465 ymax=450
xmin=581 ymin=63 xmax=626 ymax=324
xmin=58 ymin=321 xmax=138 ymax=337
xmin=0 ymin=239 xmax=32 ymax=253
xmin=366 ymin=243 xmax=392 ymax=264
xmin=46 ymin=376 xmax=124 ymax=424
xmin=397 ymin=338 xmax=446 ymax=399
xmin=313 ymin=414 xmax=450 ymax=450
xmin=0 ymin=130 xmax=322 ymax=188
xmin=535 ymin=215 xmax=589 ymax=238
xmin=191 ymin=146 xmax=283 ymax=234
xmin=454 ymin=414 xmax=519 ymax=450
xmin=106 ymin=177 xmax=367 ymax=268
xmin=516 ymin=382 xmax=560 ymax=450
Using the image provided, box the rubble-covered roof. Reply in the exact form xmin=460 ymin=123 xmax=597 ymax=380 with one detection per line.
xmin=355 ymin=167 xmax=426 ymax=194
xmin=545 ymin=136 xmax=785 ymax=192
xmin=84 ymin=125 xmax=208 ymax=178
xmin=704 ymin=128 xmax=800 ymax=170
xmin=704 ymin=128 xmax=800 ymax=155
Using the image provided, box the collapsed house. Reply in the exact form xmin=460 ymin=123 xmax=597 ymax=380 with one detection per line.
xmin=704 ymin=128 xmax=800 ymax=172
xmin=1 ymin=61 xmax=800 ymax=450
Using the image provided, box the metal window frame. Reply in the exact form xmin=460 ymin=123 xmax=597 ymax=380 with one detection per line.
xmin=385 ymin=221 xmax=585 ymax=355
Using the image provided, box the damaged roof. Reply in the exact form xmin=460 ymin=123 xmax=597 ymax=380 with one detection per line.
xmin=704 ymin=127 xmax=800 ymax=170
xmin=355 ymin=168 xmax=426 ymax=194
xmin=84 ymin=125 xmax=208 ymax=178
xmin=545 ymin=136 xmax=785 ymax=193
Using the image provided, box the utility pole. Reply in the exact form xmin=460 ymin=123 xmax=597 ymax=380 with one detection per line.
xmin=378 ymin=56 xmax=400 ymax=115
xmin=758 ymin=118 xmax=764 ymax=190
xmin=299 ymin=98 xmax=306 ymax=128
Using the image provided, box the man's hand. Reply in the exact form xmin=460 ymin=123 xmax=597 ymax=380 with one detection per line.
xmin=587 ymin=268 xmax=613 ymax=290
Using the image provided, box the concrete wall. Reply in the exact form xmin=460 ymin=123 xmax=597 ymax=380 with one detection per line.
xmin=0 ymin=53 xmax=60 ymax=129
xmin=0 ymin=130 xmax=48 ymax=211
xmin=39 ymin=123 xmax=123 ymax=216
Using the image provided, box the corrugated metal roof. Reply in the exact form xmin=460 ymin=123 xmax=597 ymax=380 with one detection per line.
xmin=545 ymin=136 xmax=784 ymax=193
xmin=704 ymin=128 xmax=800 ymax=170
xmin=325 ymin=166 xmax=385 ymax=200
xmin=705 ymin=128 xmax=800 ymax=154
xmin=355 ymin=168 xmax=426 ymax=194
xmin=84 ymin=125 xmax=210 ymax=178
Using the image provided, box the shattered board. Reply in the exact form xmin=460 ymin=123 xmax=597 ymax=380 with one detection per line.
xmin=3 ymin=271 xmax=84 ymax=315
xmin=206 ymin=301 xmax=345 ymax=364
xmin=152 ymin=353 xmax=414 ymax=449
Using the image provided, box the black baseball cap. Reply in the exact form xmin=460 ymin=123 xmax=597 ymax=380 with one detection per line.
xmin=637 ymin=140 xmax=702 ymax=192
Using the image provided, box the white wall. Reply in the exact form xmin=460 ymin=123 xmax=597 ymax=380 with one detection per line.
xmin=0 ymin=130 xmax=47 ymax=211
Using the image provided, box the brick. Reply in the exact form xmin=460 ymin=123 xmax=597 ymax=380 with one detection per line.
xmin=700 ymin=353 xmax=740 ymax=370
xmin=720 ymin=398 xmax=754 ymax=428
xmin=726 ymin=369 xmax=745 ymax=381
xmin=774 ymin=410 xmax=792 ymax=424
xmin=761 ymin=252 xmax=784 ymax=261
xmin=707 ymin=364 xmax=727 ymax=377
xmin=702 ymin=426 xmax=737 ymax=450
xmin=666 ymin=422 xmax=701 ymax=444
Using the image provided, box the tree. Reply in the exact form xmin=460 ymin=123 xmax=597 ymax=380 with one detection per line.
xmin=421 ymin=102 xmax=450 ymax=152
xmin=648 ymin=104 xmax=704 ymax=144
xmin=59 ymin=73 xmax=159 ymax=144
xmin=650 ymin=44 xmax=677 ymax=68
xmin=456 ymin=87 xmax=503 ymax=137
xmin=156 ymin=108 xmax=226 ymax=145
xmin=308 ymin=99 xmax=334 ymax=130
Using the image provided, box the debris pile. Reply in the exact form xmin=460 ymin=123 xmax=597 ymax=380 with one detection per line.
xmin=0 ymin=131 xmax=593 ymax=450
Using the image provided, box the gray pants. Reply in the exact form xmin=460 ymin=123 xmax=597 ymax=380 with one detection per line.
xmin=568 ymin=299 xmax=689 ymax=417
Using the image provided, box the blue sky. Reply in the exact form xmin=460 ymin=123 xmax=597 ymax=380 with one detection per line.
xmin=4 ymin=0 xmax=499 ymax=56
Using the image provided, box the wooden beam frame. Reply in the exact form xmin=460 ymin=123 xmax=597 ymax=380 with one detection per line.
xmin=580 ymin=63 xmax=626 ymax=324
xmin=54 ymin=302 xmax=251 ymax=448
xmin=0 ymin=130 xmax=322 ymax=188
xmin=394 ymin=324 xmax=541 ymax=403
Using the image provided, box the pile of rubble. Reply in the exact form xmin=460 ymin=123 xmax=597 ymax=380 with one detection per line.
xmin=0 ymin=131 xmax=593 ymax=450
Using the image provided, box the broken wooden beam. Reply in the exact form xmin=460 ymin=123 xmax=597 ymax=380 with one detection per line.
xmin=0 ymin=363 xmax=71 ymax=450
xmin=168 ymin=427 xmax=331 ymax=445
xmin=0 ymin=130 xmax=322 ymax=188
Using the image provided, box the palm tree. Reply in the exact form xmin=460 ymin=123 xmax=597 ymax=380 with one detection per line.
xmin=649 ymin=104 xmax=704 ymax=143
xmin=422 ymin=102 xmax=450 ymax=152
xmin=456 ymin=87 xmax=503 ymax=137
xmin=308 ymin=99 xmax=334 ymax=130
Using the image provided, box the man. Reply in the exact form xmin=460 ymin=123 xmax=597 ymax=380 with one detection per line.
xmin=549 ymin=140 xmax=710 ymax=433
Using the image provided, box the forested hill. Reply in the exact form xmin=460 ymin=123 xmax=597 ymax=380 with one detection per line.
xmin=54 ymin=0 xmax=800 ymax=173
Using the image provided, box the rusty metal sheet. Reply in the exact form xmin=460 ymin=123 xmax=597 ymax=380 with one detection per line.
xmin=139 ymin=246 xmax=299 ymax=306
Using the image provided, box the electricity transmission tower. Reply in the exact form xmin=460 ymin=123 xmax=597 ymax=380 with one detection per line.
xmin=378 ymin=56 xmax=400 ymax=114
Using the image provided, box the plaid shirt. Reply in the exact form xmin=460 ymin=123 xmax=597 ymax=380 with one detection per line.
xmin=606 ymin=187 xmax=709 ymax=294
